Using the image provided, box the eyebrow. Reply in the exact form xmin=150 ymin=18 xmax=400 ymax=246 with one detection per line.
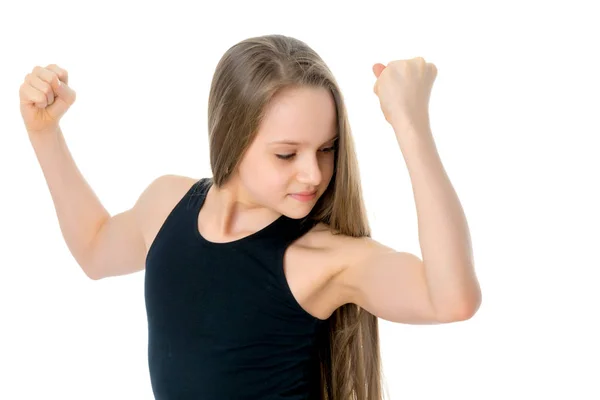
xmin=269 ymin=135 xmax=339 ymax=146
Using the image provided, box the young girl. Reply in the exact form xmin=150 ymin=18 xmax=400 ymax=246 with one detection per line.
xmin=20 ymin=34 xmax=480 ymax=400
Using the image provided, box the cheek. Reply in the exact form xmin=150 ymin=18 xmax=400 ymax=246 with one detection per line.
xmin=321 ymin=156 xmax=336 ymax=181
xmin=267 ymin=166 xmax=293 ymax=193
xmin=239 ymin=155 xmax=289 ymax=194
xmin=256 ymin=170 xmax=287 ymax=192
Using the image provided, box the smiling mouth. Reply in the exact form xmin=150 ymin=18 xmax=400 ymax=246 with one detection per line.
xmin=290 ymin=192 xmax=317 ymax=201
xmin=293 ymin=191 xmax=316 ymax=196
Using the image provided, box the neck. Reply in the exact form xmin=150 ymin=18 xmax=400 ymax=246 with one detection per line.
xmin=206 ymin=174 xmax=282 ymax=237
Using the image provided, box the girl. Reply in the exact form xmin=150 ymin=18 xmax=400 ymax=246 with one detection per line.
xmin=20 ymin=34 xmax=480 ymax=400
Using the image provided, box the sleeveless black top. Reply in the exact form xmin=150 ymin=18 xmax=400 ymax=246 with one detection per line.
xmin=144 ymin=177 xmax=328 ymax=399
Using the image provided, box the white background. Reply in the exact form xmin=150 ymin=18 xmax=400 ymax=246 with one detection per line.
xmin=1 ymin=0 xmax=599 ymax=399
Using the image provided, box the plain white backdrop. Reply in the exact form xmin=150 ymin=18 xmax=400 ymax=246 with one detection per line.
xmin=1 ymin=0 xmax=598 ymax=399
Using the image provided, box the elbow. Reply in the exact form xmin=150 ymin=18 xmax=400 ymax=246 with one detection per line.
xmin=86 ymin=271 xmax=102 ymax=281
xmin=79 ymin=243 xmax=103 ymax=281
xmin=83 ymin=266 xmax=100 ymax=280
xmin=436 ymin=290 xmax=482 ymax=323
xmin=81 ymin=261 xmax=103 ymax=281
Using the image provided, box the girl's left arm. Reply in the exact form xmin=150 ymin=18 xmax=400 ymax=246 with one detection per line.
xmin=332 ymin=122 xmax=480 ymax=324
xmin=394 ymin=120 xmax=480 ymax=319
xmin=331 ymin=58 xmax=480 ymax=324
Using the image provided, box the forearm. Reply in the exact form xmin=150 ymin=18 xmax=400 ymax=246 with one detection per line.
xmin=28 ymin=127 xmax=110 ymax=273
xmin=392 ymin=121 xmax=480 ymax=319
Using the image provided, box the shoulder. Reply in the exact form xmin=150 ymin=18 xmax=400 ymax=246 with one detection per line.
xmin=144 ymin=174 xmax=199 ymax=201
xmin=136 ymin=174 xmax=198 ymax=218
xmin=136 ymin=174 xmax=200 ymax=250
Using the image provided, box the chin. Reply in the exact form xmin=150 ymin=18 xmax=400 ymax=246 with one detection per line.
xmin=284 ymin=209 xmax=312 ymax=220
xmin=283 ymin=199 xmax=316 ymax=219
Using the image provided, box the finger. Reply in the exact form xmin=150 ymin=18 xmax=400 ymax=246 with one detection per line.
xmin=27 ymin=73 xmax=54 ymax=106
xmin=20 ymin=82 xmax=48 ymax=108
xmin=45 ymin=64 xmax=69 ymax=85
xmin=428 ymin=63 xmax=438 ymax=80
xmin=45 ymin=65 xmax=76 ymax=106
xmin=34 ymin=66 xmax=61 ymax=102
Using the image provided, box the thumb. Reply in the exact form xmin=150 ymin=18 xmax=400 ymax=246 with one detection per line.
xmin=47 ymin=79 xmax=76 ymax=119
xmin=372 ymin=63 xmax=386 ymax=78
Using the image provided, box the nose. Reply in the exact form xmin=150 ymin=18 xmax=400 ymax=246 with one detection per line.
xmin=297 ymin=155 xmax=322 ymax=187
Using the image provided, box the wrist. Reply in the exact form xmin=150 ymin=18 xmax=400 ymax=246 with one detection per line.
xmin=28 ymin=126 xmax=62 ymax=142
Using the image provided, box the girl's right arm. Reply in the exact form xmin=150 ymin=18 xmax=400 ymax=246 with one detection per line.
xmin=21 ymin=65 xmax=158 ymax=280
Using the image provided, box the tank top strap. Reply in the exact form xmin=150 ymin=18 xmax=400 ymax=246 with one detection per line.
xmin=182 ymin=177 xmax=211 ymax=212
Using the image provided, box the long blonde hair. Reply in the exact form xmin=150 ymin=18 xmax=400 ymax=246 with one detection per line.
xmin=207 ymin=34 xmax=385 ymax=400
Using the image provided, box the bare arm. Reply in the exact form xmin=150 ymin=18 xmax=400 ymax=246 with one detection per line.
xmin=22 ymin=64 xmax=170 ymax=281
xmin=28 ymin=127 xmax=111 ymax=278
xmin=84 ymin=174 xmax=186 ymax=280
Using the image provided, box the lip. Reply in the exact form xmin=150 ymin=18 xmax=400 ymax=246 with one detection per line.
xmin=290 ymin=191 xmax=317 ymax=202
xmin=293 ymin=191 xmax=317 ymax=196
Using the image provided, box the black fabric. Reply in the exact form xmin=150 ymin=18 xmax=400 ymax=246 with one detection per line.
xmin=144 ymin=177 xmax=328 ymax=399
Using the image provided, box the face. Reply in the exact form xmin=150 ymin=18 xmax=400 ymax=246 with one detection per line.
xmin=235 ymin=85 xmax=338 ymax=219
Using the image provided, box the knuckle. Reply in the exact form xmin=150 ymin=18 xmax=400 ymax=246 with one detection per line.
xmin=43 ymin=83 xmax=52 ymax=95
xmin=48 ymin=70 xmax=58 ymax=83
xmin=47 ymin=64 xmax=62 ymax=75
xmin=51 ymin=65 xmax=68 ymax=81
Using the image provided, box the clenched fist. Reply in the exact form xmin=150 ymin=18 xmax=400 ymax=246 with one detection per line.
xmin=372 ymin=58 xmax=437 ymax=132
xmin=19 ymin=64 xmax=76 ymax=136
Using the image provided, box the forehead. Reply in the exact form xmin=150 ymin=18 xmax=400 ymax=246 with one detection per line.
xmin=257 ymin=86 xmax=338 ymax=145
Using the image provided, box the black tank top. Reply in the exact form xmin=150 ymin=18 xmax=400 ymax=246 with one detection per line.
xmin=144 ymin=177 xmax=328 ymax=399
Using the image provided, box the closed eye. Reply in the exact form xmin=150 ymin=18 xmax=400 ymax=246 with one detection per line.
xmin=276 ymin=146 xmax=337 ymax=160
xmin=276 ymin=153 xmax=295 ymax=160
